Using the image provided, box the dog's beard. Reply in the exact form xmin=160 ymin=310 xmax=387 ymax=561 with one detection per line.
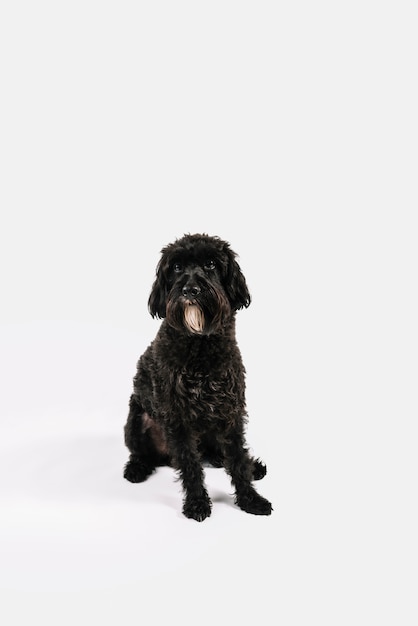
xmin=166 ymin=298 xmax=206 ymax=334
xmin=184 ymin=303 xmax=205 ymax=333
xmin=165 ymin=283 xmax=231 ymax=335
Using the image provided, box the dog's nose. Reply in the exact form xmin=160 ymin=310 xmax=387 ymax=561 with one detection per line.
xmin=182 ymin=284 xmax=201 ymax=298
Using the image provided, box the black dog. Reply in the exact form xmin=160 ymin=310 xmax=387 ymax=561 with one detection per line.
xmin=123 ymin=233 xmax=272 ymax=521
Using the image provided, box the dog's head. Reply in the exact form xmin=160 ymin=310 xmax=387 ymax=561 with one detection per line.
xmin=148 ymin=233 xmax=251 ymax=335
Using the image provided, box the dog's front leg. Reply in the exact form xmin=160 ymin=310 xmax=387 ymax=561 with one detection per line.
xmin=170 ymin=430 xmax=212 ymax=522
xmin=223 ymin=437 xmax=273 ymax=516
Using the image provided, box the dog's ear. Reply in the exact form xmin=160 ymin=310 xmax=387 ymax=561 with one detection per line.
xmin=148 ymin=262 xmax=167 ymax=318
xmin=224 ymin=248 xmax=251 ymax=310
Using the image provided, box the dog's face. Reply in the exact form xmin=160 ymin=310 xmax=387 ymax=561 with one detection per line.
xmin=148 ymin=234 xmax=251 ymax=335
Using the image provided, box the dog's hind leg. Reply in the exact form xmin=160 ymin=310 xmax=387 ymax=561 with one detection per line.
xmin=251 ymin=457 xmax=267 ymax=480
xmin=123 ymin=395 xmax=158 ymax=483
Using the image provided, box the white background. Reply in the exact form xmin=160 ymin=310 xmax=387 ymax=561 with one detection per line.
xmin=1 ymin=1 xmax=417 ymax=624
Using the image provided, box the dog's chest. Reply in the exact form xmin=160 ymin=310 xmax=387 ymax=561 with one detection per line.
xmin=153 ymin=332 xmax=245 ymax=415
xmin=174 ymin=368 xmax=238 ymax=417
xmin=178 ymin=369 xmax=221 ymax=397
xmin=173 ymin=347 xmax=244 ymax=413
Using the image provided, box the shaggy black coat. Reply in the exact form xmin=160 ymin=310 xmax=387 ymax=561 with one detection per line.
xmin=123 ymin=233 xmax=272 ymax=521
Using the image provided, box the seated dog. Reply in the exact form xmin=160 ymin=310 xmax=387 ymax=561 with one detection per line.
xmin=123 ymin=233 xmax=272 ymax=521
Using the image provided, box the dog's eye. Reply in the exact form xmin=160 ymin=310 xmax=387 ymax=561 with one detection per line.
xmin=204 ymin=260 xmax=216 ymax=271
xmin=173 ymin=262 xmax=183 ymax=273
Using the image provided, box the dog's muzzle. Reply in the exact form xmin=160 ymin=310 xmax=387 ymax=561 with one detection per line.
xmin=181 ymin=281 xmax=205 ymax=333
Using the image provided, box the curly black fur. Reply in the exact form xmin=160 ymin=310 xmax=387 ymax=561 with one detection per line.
xmin=123 ymin=233 xmax=272 ymax=521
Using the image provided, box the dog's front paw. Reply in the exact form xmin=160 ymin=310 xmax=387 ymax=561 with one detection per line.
xmin=235 ymin=487 xmax=273 ymax=516
xmin=183 ymin=494 xmax=212 ymax=522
